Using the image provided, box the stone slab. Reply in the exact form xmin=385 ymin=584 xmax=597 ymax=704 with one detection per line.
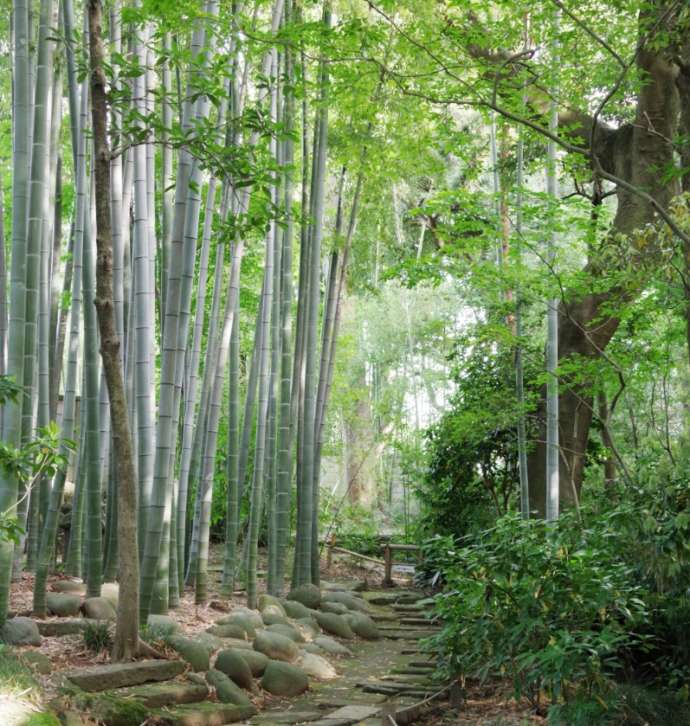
xmin=38 ymin=618 xmax=98 ymax=637
xmin=66 ymin=659 xmax=185 ymax=691
xmin=156 ymin=702 xmax=256 ymax=726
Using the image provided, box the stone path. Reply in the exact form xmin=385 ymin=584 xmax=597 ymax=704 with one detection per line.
xmin=22 ymin=583 xmax=446 ymax=725
xmin=251 ymin=589 xmax=446 ymax=725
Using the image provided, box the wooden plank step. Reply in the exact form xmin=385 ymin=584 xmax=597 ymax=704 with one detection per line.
xmin=390 ymin=667 xmax=437 ymax=676
xmin=407 ymin=661 xmax=435 ymax=668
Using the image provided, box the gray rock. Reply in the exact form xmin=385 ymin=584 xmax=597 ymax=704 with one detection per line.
xmin=46 ymin=592 xmax=82 ymax=617
xmin=313 ymin=636 xmax=353 ymax=657
xmin=297 ymin=651 xmax=337 ymax=681
xmin=257 ymin=594 xmax=285 ymax=615
xmin=295 ymin=617 xmax=320 ymax=638
xmin=37 ymin=618 xmax=96 ymax=637
xmin=82 ymin=596 xmax=117 ymax=620
xmin=266 ymin=623 xmax=304 ymax=643
xmin=147 ymin=614 xmax=180 ymax=635
xmin=343 ymin=612 xmax=380 ymax=640
xmin=214 ymin=649 xmax=254 ymax=690
xmin=194 ymin=632 xmax=224 ymax=653
xmin=321 ymin=591 xmax=369 ymax=613
xmin=65 ymin=659 xmax=185 ymax=691
xmin=261 ymin=610 xmax=289 ymax=626
xmin=287 ymin=584 xmax=321 ymax=610
xmin=319 ymin=601 xmax=348 ymax=615
xmin=52 ymin=580 xmax=86 ymax=594
xmin=206 ymin=668 xmax=252 ymax=706
xmin=260 ymin=660 xmax=309 ymax=697
xmin=0 ymin=617 xmax=41 ymax=646
xmin=101 ymin=582 xmax=119 ymax=608
xmin=169 ymin=636 xmax=211 ymax=671
xmin=312 ymin=611 xmax=354 ymax=640
xmin=206 ymin=623 xmax=247 ymax=640
xmin=280 ymin=599 xmax=311 ymax=620
xmin=220 ymin=637 xmax=253 ymax=650
xmin=232 ymin=608 xmax=264 ymax=629
xmin=234 ymin=648 xmax=269 ymax=677
xmin=302 ymin=642 xmax=326 ymax=656
xmin=214 ymin=613 xmax=256 ymax=638
xmin=253 ymin=630 xmax=299 ymax=662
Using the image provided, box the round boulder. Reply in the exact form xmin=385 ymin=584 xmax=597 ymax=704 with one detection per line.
xmin=215 ymin=649 xmax=255 ymax=690
xmin=232 ymin=608 xmax=264 ymax=629
xmin=287 ymin=584 xmax=321 ymax=610
xmin=313 ymin=635 xmax=353 ymax=657
xmin=215 ymin=613 xmax=256 ymax=638
xmin=47 ymin=592 xmax=82 ymax=617
xmin=168 ymin=636 xmax=211 ymax=671
xmin=322 ymin=591 xmax=369 ymax=613
xmin=0 ymin=617 xmax=41 ymax=646
xmin=266 ymin=623 xmax=304 ymax=643
xmin=82 ymin=597 xmax=117 ymax=620
xmin=206 ymin=668 xmax=252 ymax=706
xmin=257 ymin=594 xmax=285 ymax=615
xmin=206 ymin=623 xmax=247 ymax=640
xmin=302 ymin=642 xmax=326 ymax=656
xmin=147 ymin=614 xmax=179 ymax=635
xmin=260 ymin=660 xmax=309 ymax=697
xmin=344 ymin=612 xmax=380 ymax=640
xmin=312 ymin=611 xmax=354 ymax=640
xmin=297 ymin=651 xmax=337 ymax=681
xmin=235 ymin=648 xmax=269 ymax=677
xmin=253 ymin=631 xmax=299 ymax=663
xmin=101 ymin=582 xmax=119 ymax=608
xmin=280 ymin=599 xmax=311 ymax=620
xmin=52 ymin=580 xmax=86 ymax=594
xmin=320 ymin=601 xmax=348 ymax=615
xmin=262 ymin=610 xmax=289 ymax=626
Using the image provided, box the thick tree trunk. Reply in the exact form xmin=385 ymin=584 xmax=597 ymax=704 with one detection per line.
xmin=527 ymin=32 xmax=680 ymax=514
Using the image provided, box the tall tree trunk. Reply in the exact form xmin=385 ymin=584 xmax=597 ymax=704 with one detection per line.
xmin=88 ymin=0 xmax=140 ymax=661
xmin=527 ymin=15 xmax=680 ymax=514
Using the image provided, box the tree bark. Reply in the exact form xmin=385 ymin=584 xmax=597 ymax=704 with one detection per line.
xmin=527 ymin=22 xmax=681 ymax=514
xmin=87 ymin=0 xmax=140 ymax=661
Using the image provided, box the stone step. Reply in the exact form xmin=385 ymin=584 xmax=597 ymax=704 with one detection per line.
xmin=390 ymin=667 xmax=437 ymax=676
xmin=305 ymin=704 xmax=381 ymax=726
xmin=399 ymin=617 xmax=437 ymax=627
xmin=252 ymin=711 xmax=322 ymax=724
xmin=362 ymin=591 xmax=423 ymax=606
xmin=110 ymin=680 xmax=209 ymax=708
xmin=65 ymin=659 xmax=186 ymax=691
xmin=379 ymin=629 xmax=439 ymax=640
xmin=156 ymin=702 xmax=257 ymax=726
xmin=369 ymin=613 xmax=399 ymax=622
xmin=357 ymin=680 xmax=436 ymax=698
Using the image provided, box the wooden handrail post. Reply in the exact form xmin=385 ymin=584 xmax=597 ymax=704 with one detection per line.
xmin=383 ymin=544 xmax=393 ymax=586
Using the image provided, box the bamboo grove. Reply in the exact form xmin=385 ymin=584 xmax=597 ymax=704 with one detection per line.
xmin=1 ymin=0 xmax=689 ymax=666
xmin=0 ymin=0 xmax=370 ymax=656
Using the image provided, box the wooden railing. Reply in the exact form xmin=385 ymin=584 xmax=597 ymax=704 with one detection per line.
xmin=382 ymin=543 xmax=420 ymax=586
xmin=324 ymin=539 xmax=420 ymax=586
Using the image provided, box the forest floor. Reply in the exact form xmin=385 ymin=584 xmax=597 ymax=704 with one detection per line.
xmin=2 ymin=545 xmax=542 ymax=725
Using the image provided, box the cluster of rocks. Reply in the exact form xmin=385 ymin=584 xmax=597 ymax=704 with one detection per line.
xmin=161 ymin=583 xmax=380 ymax=701
xmin=44 ymin=583 xmax=383 ymax=725
xmin=0 ymin=579 xmax=121 ymax=648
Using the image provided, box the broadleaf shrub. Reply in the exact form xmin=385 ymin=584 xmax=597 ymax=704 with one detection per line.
xmin=425 ymin=511 xmax=653 ymax=708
